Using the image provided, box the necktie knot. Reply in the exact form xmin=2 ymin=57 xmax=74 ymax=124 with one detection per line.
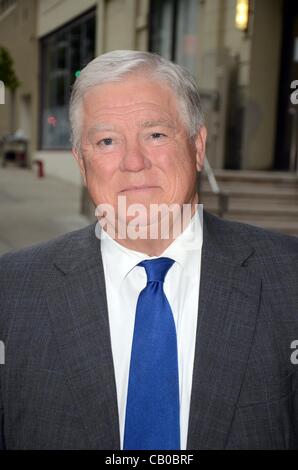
xmin=138 ymin=257 xmax=175 ymax=283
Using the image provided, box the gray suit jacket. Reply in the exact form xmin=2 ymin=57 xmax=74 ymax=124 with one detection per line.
xmin=0 ymin=209 xmax=298 ymax=450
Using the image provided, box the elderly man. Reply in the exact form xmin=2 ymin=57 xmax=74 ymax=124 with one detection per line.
xmin=0 ymin=50 xmax=298 ymax=450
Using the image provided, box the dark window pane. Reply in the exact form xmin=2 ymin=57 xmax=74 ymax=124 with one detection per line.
xmin=70 ymin=24 xmax=82 ymax=78
xmin=56 ymin=76 xmax=66 ymax=106
xmin=56 ymin=45 xmax=67 ymax=70
xmin=150 ymin=0 xmax=174 ymax=60
xmin=40 ymin=10 xmax=95 ymax=149
xmin=176 ymin=0 xmax=199 ymax=76
xmin=84 ymin=16 xmax=95 ymax=66
xmin=150 ymin=0 xmax=199 ymax=76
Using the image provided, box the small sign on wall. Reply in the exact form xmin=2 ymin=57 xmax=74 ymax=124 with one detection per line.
xmin=0 ymin=81 xmax=4 ymax=104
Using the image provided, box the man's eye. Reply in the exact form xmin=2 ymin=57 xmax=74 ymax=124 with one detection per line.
xmin=97 ymin=137 xmax=113 ymax=146
xmin=151 ymin=133 xmax=166 ymax=139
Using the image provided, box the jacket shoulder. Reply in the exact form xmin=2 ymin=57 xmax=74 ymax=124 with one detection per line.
xmin=0 ymin=223 xmax=96 ymax=270
xmin=203 ymin=210 xmax=298 ymax=258
xmin=0 ymin=223 xmax=98 ymax=339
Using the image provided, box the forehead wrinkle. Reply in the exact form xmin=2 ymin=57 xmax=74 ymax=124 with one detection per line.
xmin=89 ymin=123 xmax=117 ymax=132
xmin=86 ymin=109 xmax=168 ymax=128
xmin=140 ymin=119 xmax=176 ymax=129
xmin=86 ymin=115 xmax=177 ymax=134
xmin=84 ymin=99 xmax=180 ymax=134
xmin=87 ymin=118 xmax=177 ymax=136
xmin=85 ymin=98 xmax=176 ymax=117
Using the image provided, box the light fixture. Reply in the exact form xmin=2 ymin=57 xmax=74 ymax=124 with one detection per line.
xmin=235 ymin=0 xmax=250 ymax=31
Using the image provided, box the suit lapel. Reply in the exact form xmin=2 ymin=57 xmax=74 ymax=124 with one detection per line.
xmin=46 ymin=225 xmax=120 ymax=449
xmin=187 ymin=211 xmax=262 ymax=450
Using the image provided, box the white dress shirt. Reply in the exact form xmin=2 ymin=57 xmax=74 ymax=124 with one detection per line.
xmin=100 ymin=204 xmax=203 ymax=450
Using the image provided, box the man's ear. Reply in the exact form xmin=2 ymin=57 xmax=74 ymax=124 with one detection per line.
xmin=72 ymin=148 xmax=87 ymax=185
xmin=194 ymin=126 xmax=207 ymax=172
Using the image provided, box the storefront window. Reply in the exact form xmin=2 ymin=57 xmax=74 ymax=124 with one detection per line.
xmin=40 ymin=9 xmax=95 ymax=150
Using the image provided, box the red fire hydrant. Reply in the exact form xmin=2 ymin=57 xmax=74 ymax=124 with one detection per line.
xmin=33 ymin=159 xmax=45 ymax=178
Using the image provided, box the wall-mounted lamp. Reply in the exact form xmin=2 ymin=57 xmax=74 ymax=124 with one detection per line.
xmin=235 ymin=0 xmax=250 ymax=31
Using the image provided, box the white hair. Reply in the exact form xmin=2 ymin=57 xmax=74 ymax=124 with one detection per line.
xmin=69 ymin=50 xmax=204 ymax=152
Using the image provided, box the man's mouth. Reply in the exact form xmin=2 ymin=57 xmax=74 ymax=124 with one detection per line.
xmin=119 ymin=185 xmax=159 ymax=193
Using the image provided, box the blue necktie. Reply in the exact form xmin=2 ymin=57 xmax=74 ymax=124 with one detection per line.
xmin=123 ymin=257 xmax=180 ymax=450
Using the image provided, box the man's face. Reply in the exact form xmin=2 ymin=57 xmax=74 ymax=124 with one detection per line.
xmin=73 ymin=74 xmax=206 ymax=227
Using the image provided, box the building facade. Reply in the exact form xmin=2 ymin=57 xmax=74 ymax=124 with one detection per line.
xmin=0 ymin=0 xmax=38 ymax=162
xmin=0 ymin=0 xmax=297 ymax=185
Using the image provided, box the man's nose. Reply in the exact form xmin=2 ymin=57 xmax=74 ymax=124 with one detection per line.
xmin=119 ymin=141 xmax=151 ymax=172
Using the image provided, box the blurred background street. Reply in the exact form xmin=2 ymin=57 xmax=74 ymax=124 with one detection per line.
xmin=0 ymin=166 xmax=89 ymax=255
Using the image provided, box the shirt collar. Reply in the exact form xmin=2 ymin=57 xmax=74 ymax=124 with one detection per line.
xmin=100 ymin=204 xmax=203 ymax=288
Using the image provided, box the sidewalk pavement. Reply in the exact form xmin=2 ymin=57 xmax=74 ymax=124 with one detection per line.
xmin=0 ymin=166 xmax=92 ymax=255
